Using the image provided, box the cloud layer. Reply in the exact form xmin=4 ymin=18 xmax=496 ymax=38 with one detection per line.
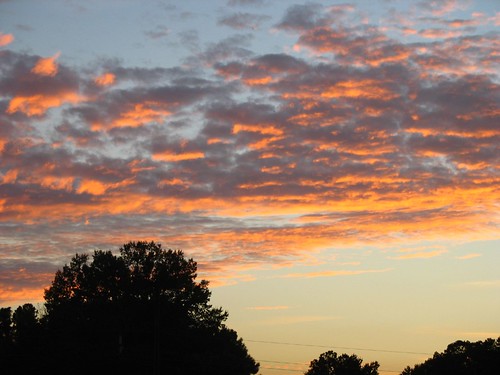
xmin=0 ymin=2 xmax=498 ymax=305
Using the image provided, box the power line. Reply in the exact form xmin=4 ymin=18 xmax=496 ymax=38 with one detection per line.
xmin=257 ymin=359 xmax=402 ymax=373
xmin=247 ymin=339 xmax=432 ymax=356
xmin=261 ymin=367 xmax=401 ymax=374
xmin=261 ymin=367 xmax=303 ymax=372
xmin=259 ymin=359 xmax=307 ymax=366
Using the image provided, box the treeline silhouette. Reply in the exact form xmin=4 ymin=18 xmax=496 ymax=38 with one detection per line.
xmin=0 ymin=241 xmax=259 ymax=375
xmin=1 ymin=241 xmax=499 ymax=374
xmin=303 ymin=338 xmax=500 ymax=375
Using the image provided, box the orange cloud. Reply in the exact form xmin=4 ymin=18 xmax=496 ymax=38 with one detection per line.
xmin=0 ymin=139 xmax=6 ymax=153
xmin=94 ymin=72 xmax=116 ymax=86
xmin=402 ymin=27 xmax=418 ymax=35
xmin=321 ymin=80 xmax=398 ymax=100
xmin=6 ymin=92 xmax=83 ymax=116
xmin=243 ymin=76 xmax=275 ymax=86
xmin=158 ymin=178 xmax=189 ymax=188
xmin=0 ymin=286 xmax=46 ymax=306
xmin=77 ymin=180 xmax=108 ymax=195
xmin=153 ymin=151 xmax=205 ymax=162
xmin=0 ymin=32 xmax=14 ymax=47
xmin=0 ymin=268 xmax=54 ymax=306
xmin=92 ymin=102 xmax=171 ymax=129
xmin=233 ymin=123 xmax=283 ymax=136
xmin=366 ymin=49 xmax=411 ymax=67
xmin=39 ymin=176 xmax=74 ymax=191
xmin=76 ymin=178 xmax=135 ymax=196
xmin=232 ymin=123 xmax=285 ymax=150
xmin=1 ymin=169 xmax=18 ymax=184
xmin=207 ymin=138 xmax=231 ymax=145
xmin=31 ymin=52 xmax=61 ymax=76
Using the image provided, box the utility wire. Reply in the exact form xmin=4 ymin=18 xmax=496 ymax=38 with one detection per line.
xmin=257 ymin=359 xmax=401 ymax=373
xmin=247 ymin=339 xmax=432 ymax=356
xmin=259 ymin=359 xmax=307 ymax=365
xmin=261 ymin=367 xmax=303 ymax=372
xmin=262 ymin=368 xmax=400 ymax=374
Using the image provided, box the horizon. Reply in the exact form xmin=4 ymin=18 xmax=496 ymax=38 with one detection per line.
xmin=0 ymin=1 xmax=499 ymax=374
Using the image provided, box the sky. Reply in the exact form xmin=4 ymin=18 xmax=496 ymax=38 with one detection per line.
xmin=0 ymin=0 xmax=499 ymax=373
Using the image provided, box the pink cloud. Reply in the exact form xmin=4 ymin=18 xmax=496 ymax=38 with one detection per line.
xmin=418 ymin=0 xmax=469 ymax=16
xmin=418 ymin=28 xmax=464 ymax=39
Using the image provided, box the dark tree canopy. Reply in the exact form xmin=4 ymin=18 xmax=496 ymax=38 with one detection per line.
xmin=401 ymin=338 xmax=500 ymax=375
xmin=2 ymin=241 xmax=259 ymax=375
xmin=304 ymin=351 xmax=379 ymax=375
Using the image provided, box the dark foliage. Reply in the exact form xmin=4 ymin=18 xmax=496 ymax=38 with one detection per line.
xmin=1 ymin=241 xmax=259 ymax=375
xmin=401 ymin=338 xmax=500 ymax=375
xmin=304 ymin=351 xmax=379 ymax=375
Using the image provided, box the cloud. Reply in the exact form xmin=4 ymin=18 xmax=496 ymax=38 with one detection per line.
xmin=0 ymin=260 xmax=57 ymax=305
xmin=418 ymin=28 xmax=464 ymax=39
xmin=196 ymin=34 xmax=253 ymax=65
xmin=275 ymin=3 xmax=331 ymax=31
xmin=458 ymin=331 xmax=500 ymax=340
xmin=153 ymin=151 xmax=205 ymax=162
xmin=218 ymin=12 xmax=270 ymax=30
xmin=246 ymin=305 xmax=290 ymax=310
xmin=15 ymin=24 xmax=33 ymax=32
xmin=259 ymin=315 xmax=340 ymax=325
xmin=389 ymin=249 xmax=448 ymax=260
xmin=1 ymin=50 xmax=83 ymax=116
xmin=416 ymin=0 xmax=470 ymax=16
xmin=94 ymin=72 xmax=116 ymax=86
xmin=1 ymin=3 xmax=499 ymax=303
xmin=90 ymin=102 xmax=172 ymax=130
xmin=227 ymin=0 xmax=264 ymax=6
xmin=6 ymin=92 xmax=83 ymax=116
xmin=0 ymin=32 xmax=14 ymax=47
xmin=456 ymin=253 xmax=481 ymax=260
xmin=145 ymin=25 xmax=170 ymax=39
xmin=281 ymin=268 xmax=393 ymax=279
xmin=462 ymin=280 xmax=500 ymax=288
xmin=31 ymin=52 xmax=61 ymax=77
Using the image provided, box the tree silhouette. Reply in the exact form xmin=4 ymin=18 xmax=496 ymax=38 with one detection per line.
xmin=304 ymin=351 xmax=379 ymax=375
xmin=12 ymin=303 xmax=40 ymax=348
xmin=3 ymin=241 xmax=259 ymax=375
xmin=0 ymin=306 xmax=13 ymax=358
xmin=401 ymin=337 xmax=500 ymax=375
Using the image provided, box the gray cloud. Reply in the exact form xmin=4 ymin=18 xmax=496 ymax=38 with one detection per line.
xmin=218 ymin=12 xmax=271 ymax=30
